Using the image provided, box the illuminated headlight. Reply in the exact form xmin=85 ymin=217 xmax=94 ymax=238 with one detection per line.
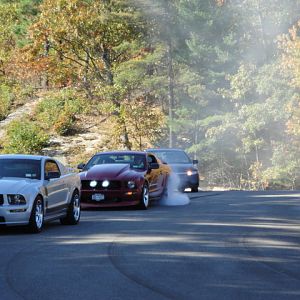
xmin=7 ymin=194 xmax=26 ymax=205
xmin=90 ymin=180 xmax=97 ymax=188
xmin=187 ymin=170 xmax=197 ymax=176
xmin=127 ymin=181 xmax=136 ymax=189
xmin=102 ymin=180 xmax=110 ymax=188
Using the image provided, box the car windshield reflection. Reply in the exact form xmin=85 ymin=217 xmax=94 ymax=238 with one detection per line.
xmin=85 ymin=154 xmax=146 ymax=171
xmin=0 ymin=159 xmax=41 ymax=180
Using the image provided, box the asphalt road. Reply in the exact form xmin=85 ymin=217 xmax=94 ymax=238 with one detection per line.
xmin=1 ymin=191 xmax=300 ymax=300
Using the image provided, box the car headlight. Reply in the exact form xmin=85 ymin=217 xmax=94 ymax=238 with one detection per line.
xmin=186 ymin=170 xmax=198 ymax=176
xmin=127 ymin=181 xmax=136 ymax=189
xmin=90 ymin=180 xmax=97 ymax=188
xmin=102 ymin=180 xmax=110 ymax=188
xmin=7 ymin=194 xmax=26 ymax=205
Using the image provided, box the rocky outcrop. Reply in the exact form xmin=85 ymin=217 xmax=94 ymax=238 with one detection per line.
xmin=0 ymin=100 xmax=107 ymax=165
xmin=0 ymin=98 xmax=41 ymax=140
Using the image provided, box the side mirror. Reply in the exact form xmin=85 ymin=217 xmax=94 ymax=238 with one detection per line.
xmin=149 ymin=162 xmax=159 ymax=170
xmin=45 ymin=171 xmax=60 ymax=180
xmin=193 ymin=159 xmax=198 ymax=164
xmin=77 ymin=163 xmax=86 ymax=170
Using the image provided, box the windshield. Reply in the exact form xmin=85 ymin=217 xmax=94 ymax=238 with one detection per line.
xmin=151 ymin=150 xmax=191 ymax=164
xmin=85 ymin=153 xmax=146 ymax=171
xmin=0 ymin=159 xmax=41 ymax=180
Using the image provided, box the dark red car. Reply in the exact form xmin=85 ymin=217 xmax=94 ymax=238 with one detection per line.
xmin=77 ymin=151 xmax=171 ymax=209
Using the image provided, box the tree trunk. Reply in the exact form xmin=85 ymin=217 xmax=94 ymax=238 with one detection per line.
xmin=102 ymin=45 xmax=131 ymax=150
xmin=167 ymin=39 xmax=175 ymax=148
xmin=83 ymin=53 xmax=94 ymax=99
xmin=42 ymin=39 xmax=50 ymax=89
xmin=256 ymin=0 xmax=268 ymax=62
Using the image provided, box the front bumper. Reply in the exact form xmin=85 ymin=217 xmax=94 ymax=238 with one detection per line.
xmin=81 ymin=189 xmax=141 ymax=208
xmin=176 ymin=173 xmax=199 ymax=189
xmin=0 ymin=205 xmax=31 ymax=226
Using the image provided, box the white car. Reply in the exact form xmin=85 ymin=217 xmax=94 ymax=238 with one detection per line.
xmin=0 ymin=155 xmax=81 ymax=233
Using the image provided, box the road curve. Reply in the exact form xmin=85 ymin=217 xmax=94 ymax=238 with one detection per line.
xmin=1 ymin=191 xmax=300 ymax=300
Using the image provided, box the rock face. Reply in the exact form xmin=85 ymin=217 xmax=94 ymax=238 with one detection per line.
xmin=0 ymin=98 xmax=41 ymax=140
xmin=0 ymin=99 xmax=107 ymax=166
xmin=42 ymin=116 xmax=108 ymax=165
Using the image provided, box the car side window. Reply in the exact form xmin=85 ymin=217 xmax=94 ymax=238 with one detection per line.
xmin=147 ymin=154 xmax=157 ymax=164
xmin=45 ymin=160 xmax=61 ymax=178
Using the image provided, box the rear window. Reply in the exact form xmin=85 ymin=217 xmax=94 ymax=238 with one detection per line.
xmin=151 ymin=151 xmax=191 ymax=164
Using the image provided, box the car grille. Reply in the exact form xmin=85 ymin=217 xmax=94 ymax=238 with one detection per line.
xmin=0 ymin=216 xmax=5 ymax=224
xmin=81 ymin=180 xmax=122 ymax=190
xmin=0 ymin=195 xmax=3 ymax=206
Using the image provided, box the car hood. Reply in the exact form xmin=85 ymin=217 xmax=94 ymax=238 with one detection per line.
xmin=168 ymin=163 xmax=198 ymax=173
xmin=0 ymin=178 xmax=40 ymax=194
xmin=80 ymin=164 xmax=140 ymax=180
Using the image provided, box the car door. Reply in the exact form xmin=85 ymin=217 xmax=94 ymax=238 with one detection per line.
xmin=44 ymin=160 xmax=69 ymax=215
xmin=146 ymin=154 xmax=164 ymax=197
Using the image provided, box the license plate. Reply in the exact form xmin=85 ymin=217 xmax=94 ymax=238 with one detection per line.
xmin=92 ymin=193 xmax=105 ymax=201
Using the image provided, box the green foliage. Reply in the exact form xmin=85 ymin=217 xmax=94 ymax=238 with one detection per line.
xmin=0 ymin=84 xmax=12 ymax=120
xmin=261 ymin=141 xmax=300 ymax=189
xmin=0 ymin=2 xmax=18 ymax=64
xmin=1 ymin=0 xmax=300 ymax=189
xmin=2 ymin=119 xmax=49 ymax=154
xmin=35 ymin=89 xmax=85 ymax=135
xmin=105 ymin=98 xmax=166 ymax=150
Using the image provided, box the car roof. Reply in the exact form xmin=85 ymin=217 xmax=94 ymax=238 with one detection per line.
xmin=0 ymin=154 xmax=50 ymax=160
xmin=147 ymin=148 xmax=186 ymax=152
xmin=95 ymin=151 xmax=147 ymax=156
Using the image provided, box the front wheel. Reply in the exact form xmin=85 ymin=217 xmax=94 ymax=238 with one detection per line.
xmin=28 ymin=196 xmax=44 ymax=233
xmin=191 ymin=186 xmax=198 ymax=193
xmin=60 ymin=191 xmax=81 ymax=225
xmin=139 ymin=183 xmax=149 ymax=210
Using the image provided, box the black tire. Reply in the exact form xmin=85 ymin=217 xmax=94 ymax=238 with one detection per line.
xmin=139 ymin=183 xmax=149 ymax=210
xmin=28 ymin=196 xmax=44 ymax=233
xmin=191 ymin=186 xmax=198 ymax=193
xmin=162 ymin=175 xmax=169 ymax=198
xmin=60 ymin=191 xmax=81 ymax=225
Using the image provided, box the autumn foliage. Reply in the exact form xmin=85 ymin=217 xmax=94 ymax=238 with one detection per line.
xmin=2 ymin=0 xmax=300 ymax=189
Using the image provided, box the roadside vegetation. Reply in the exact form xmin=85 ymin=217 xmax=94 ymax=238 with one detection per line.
xmin=3 ymin=119 xmax=49 ymax=154
xmin=1 ymin=0 xmax=300 ymax=189
xmin=35 ymin=89 xmax=86 ymax=135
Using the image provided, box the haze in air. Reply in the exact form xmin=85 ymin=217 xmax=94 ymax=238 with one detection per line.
xmin=136 ymin=0 xmax=300 ymax=190
xmin=0 ymin=0 xmax=300 ymax=190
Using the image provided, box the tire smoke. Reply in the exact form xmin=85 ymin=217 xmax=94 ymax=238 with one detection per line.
xmin=159 ymin=173 xmax=190 ymax=206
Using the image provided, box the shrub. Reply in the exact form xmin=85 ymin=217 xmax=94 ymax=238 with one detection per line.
xmin=0 ymin=84 xmax=11 ymax=120
xmin=35 ymin=89 xmax=85 ymax=135
xmin=53 ymin=110 xmax=76 ymax=135
xmin=2 ymin=119 xmax=49 ymax=154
